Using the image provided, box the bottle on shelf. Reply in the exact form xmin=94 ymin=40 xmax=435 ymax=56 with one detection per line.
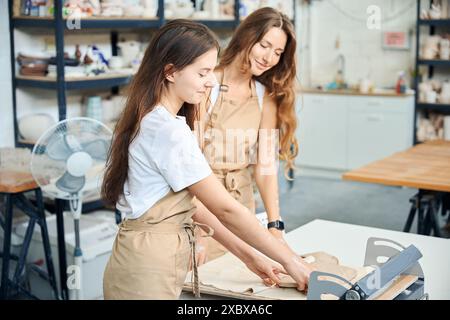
xmin=75 ymin=44 xmax=82 ymax=62
xmin=396 ymin=71 xmax=407 ymax=94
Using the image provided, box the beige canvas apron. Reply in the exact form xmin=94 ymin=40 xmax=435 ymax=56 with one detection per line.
xmin=198 ymin=71 xmax=263 ymax=262
xmin=103 ymin=190 xmax=211 ymax=300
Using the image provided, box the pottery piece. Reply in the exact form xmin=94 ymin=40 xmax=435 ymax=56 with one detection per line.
xmin=419 ymin=81 xmax=433 ymax=102
xmin=426 ymin=90 xmax=438 ymax=103
xmin=444 ymin=116 xmax=450 ymax=140
xmin=423 ymin=36 xmax=441 ymax=59
xmin=439 ymin=80 xmax=450 ymax=103
xmin=117 ymin=40 xmax=140 ymax=67
xmin=18 ymin=113 xmax=55 ymax=142
xmin=429 ymin=3 xmax=442 ymax=19
xmin=440 ymin=38 xmax=450 ymax=59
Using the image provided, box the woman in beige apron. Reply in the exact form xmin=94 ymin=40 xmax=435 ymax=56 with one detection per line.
xmin=196 ymin=8 xmax=299 ymax=263
xmin=102 ymin=20 xmax=313 ymax=300
xmin=197 ymin=70 xmax=265 ymax=261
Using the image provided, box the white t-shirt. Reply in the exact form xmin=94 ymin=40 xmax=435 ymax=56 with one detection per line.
xmin=116 ymin=105 xmax=212 ymax=219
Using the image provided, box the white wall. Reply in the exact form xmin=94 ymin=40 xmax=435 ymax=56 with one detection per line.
xmin=0 ymin=1 xmax=14 ymax=147
xmin=298 ymin=0 xmax=416 ymax=89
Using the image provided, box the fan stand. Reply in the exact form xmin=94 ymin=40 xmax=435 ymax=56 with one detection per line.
xmin=68 ymin=193 xmax=83 ymax=300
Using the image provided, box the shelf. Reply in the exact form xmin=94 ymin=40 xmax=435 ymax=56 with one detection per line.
xmin=12 ymin=16 xmax=160 ymax=29
xmin=417 ymin=59 xmax=450 ymax=67
xmin=417 ymin=103 xmax=450 ymax=113
xmin=166 ymin=19 xmax=238 ymax=28
xmin=419 ymin=19 xmax=450 ymax=26
xmin=15 ymin=73 xmax=133 ymax=90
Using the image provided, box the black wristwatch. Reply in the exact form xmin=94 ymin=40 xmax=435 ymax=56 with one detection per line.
xmin=267 ymin=220 xmax=285 ymax=231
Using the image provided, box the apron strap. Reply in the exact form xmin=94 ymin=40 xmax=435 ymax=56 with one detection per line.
xmin=183 ymin=222 xmax=214 ymax=298
xmin=207 ymin=72 xmax=265 ymax=113
xmin=255 ymin=80 xmax=265 ymax=111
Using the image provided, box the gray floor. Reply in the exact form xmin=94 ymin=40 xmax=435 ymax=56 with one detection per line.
xmin=262 ymin=175 xmax=450 ymax=237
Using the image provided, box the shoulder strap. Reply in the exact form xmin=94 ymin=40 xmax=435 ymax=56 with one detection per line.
xmin=255 ymin=81 xmax=265 ymax=111
xmin=209 ymin=80 xmax=265 ymax=113
xmin=208 ymin=83 xmax=221 ymax=114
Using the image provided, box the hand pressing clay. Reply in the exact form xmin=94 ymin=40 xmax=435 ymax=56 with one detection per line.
xmin=278 ymin=252 xmax=357 ymax=288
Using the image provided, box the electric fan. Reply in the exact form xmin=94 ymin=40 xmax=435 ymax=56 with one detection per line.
xmin=30 ymin=117 xmax=112 ymax=299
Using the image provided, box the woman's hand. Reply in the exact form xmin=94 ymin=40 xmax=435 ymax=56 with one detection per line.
xmin=282 ymin=255 xmax=316 ymax=292
xmin=244 ymin=254 xmax=286 ymax=286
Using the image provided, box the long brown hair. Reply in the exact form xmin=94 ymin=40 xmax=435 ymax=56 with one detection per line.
xmin=102 ymin=20 xmax=219 ymax=206
xmin=218 ymin=7 xmax=298 ymax=179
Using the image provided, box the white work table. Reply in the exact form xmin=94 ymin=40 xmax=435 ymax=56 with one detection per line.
xmin=182 ymin=219 xmax=450 ymax=300
xmin=286 ymin=219 xmax=449 ymax=300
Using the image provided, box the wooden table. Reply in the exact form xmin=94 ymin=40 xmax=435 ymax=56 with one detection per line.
xmin=343 ymin=140 xmax=450 ymax=236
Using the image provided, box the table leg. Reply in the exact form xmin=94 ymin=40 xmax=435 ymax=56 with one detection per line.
xmin=429 ymin=198 xmax=442 ymax=237
xmin=0 ymin=194 xmax=13 ymax=299
xmin=417 ymin=201 xmax=425 ymax=235
xmin=404 ymin=194 xmax=419 ymax=233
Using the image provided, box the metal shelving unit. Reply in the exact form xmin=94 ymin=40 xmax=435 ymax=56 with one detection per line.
xmin=8 ymin=0 xmax=296 ymax=147
xmin=415 ymin=0 xmax=450 ymax=144
xmin=7 ymin=0 xmax=247 ymax=148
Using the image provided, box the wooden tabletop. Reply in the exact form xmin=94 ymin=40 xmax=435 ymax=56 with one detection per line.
xmin=0 ymin=170 xmax=38 ymax=193
xmin=343 ymin=140 xmax=450 ymax=192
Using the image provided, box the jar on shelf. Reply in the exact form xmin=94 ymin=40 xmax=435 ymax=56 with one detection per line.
xmin=86 ymin=96 xmax=103 ymax=122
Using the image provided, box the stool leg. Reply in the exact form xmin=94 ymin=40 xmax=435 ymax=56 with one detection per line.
xmin=422 ymin=204 xmax=432 ymax=236
xmin=13 ymin=217 xmax=36 ymax=285
xmin=1 ymin=194 xmax=13 ymax=299
xmin=55 ymin=199 xmax=68 ymax=300
xmin=35 ymin=189 xmax=59 ymax=299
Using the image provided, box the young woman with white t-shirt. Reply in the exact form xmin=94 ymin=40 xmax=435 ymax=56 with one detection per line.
xmin=101 ymin=20 xmax=313 ymax=300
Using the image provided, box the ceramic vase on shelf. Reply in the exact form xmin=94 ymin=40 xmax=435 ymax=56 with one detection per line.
xmin=440 ymin=38 xmax=450 ymax=60
xmin=429 ymin=1 xmax=442 ymax=19
xmin=422 ymin=36 xmax=441 ymax=60
xmin=439 ymin=80 xmax=450 ymax=104
xmin=419 ymin=81 xmax=433 ymax=102
xmin=442 ymin=0 xmax=449 ymax=18
xmin=86 ymin=96 xmax=103 ymax=122
xmin=444 ymin=116 xmax=450 ymax=140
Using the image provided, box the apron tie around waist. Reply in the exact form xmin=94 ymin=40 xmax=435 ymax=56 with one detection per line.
xmin=184 ymin=222 xmax=214 ymax=298
xmin=118 ymin=219 xmax=214 ymax=298
xmin=216 ymin=169 xmax=252 ymax=201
